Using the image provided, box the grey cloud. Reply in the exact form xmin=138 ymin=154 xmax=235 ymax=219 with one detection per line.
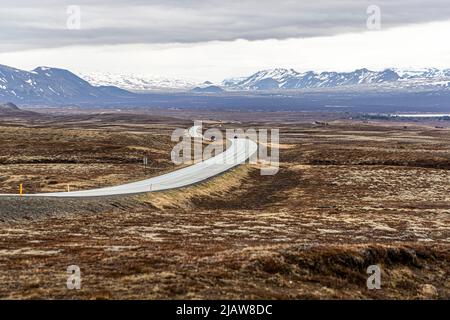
xmin=0 ymin=0 xmax=449 ymax=51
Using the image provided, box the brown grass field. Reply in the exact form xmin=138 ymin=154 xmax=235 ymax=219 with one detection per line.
xmin=0 ymin=110 xmax=448 ymax=299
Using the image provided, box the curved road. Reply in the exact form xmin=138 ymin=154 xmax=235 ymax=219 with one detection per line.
xmin=0 ymin=126 xmax=257 ymax=198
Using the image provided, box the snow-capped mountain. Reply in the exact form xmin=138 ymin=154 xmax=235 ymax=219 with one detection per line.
xmin=394 ymin=68 xmax=450 ymax=79
xmin=391 ymin=68 xmax=450 ymax=90
xmin=1 ymin=63 xmax=449 ymax=107
xmin=78 ymin=67 xmax=450 ymax=92
xmin=0 ymin=64 xmax=134 ymax=104
xmin=79 ymin=72 xmax=202 ymax=92
xmin=222 ymin=68 xmax=403 ymax=90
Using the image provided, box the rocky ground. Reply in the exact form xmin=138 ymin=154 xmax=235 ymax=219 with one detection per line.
xmin=0 ymin=112 xmax=448 ymax=299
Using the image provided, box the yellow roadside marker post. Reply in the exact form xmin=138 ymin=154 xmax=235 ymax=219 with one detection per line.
xmin=19 ymin=183 xmax=23 ymax=197
xmin=67 ymin=184 xmax=70 ymax=192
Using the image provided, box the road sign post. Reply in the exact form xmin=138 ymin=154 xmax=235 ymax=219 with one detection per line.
xmin=143 ymin=156 xmax=148 ymax=173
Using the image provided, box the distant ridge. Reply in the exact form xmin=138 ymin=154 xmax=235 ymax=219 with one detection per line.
xmin=0 ymin=102 xmax=37 ymax=116
xmin=0 ymin=102 xmax=20 ymax=112
xmin=191 ymin=85 xmax=224 ymax=94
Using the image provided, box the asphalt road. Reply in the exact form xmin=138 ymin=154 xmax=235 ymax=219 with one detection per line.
xmin=0 ymin=126 xmax=257 ymax=198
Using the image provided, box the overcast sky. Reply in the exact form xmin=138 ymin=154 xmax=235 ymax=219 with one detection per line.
xmin=0 ymin=0 xmax=449 ymax=81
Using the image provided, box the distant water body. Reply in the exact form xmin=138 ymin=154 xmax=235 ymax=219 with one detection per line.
xmin=392 ymin=114 xmax=450 ymax=118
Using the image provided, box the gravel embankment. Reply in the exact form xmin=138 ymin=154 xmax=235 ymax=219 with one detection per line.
xmin=0 ymin=196 xmax=145 ymax=222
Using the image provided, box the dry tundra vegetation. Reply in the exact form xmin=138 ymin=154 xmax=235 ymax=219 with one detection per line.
xmin=0 ymin=108 xmax=448 ymax=299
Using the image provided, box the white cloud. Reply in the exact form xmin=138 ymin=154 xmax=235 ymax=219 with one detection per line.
xmin=0 ymin=20 xmax=449 ymax=82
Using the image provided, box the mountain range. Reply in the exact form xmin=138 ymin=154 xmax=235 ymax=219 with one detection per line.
xmin=79 ymin=67 xmax=450 ymax=92
xmin=1 ymin=64 xmax=450 ymax=108
xmin=222 ymin=68 xmax=450 ymax=90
